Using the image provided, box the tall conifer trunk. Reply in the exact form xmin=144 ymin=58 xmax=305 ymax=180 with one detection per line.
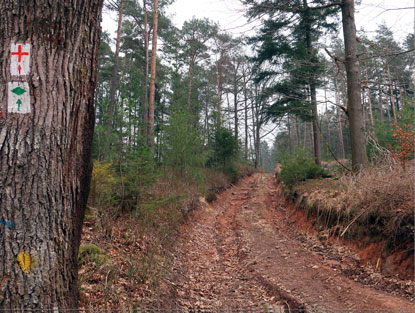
xmin=147 ymin=0 xmax=158 ymax=151
xmin=0 ymin=0 xmax=103 ymax=310
xmin=142 ymin=0 xmax=149 ymax=140
xmin=341 ymin=0 xmax=367 ymax=169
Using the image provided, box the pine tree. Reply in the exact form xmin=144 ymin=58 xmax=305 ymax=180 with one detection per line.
xmin=244 ymin=0 xmax=340 ymax=165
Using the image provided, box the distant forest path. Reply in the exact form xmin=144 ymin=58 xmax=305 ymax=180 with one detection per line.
xmin=156 ymin=173 xmax=413 ymax=312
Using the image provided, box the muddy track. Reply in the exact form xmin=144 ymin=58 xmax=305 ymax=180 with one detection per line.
xmin=157 ymin=173 xmax=414 ymax=312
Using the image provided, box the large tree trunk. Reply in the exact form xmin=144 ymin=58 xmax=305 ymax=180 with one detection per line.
xmin=147 ymin=0 xmax=158 ymax=151
xmin=341 ymin=0 xmax=367 ymax=169
xmin=106 ymin=0 xmax=124 ymax=157
xmin=0 ymin=0 xmax=103 ymax=310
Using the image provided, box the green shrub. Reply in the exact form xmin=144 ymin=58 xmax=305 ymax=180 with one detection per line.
xmin=224 ymin=163 xmax=239 ymax=184
xmin=78 ymin=243 xmax=108 ymax=266
xmin=208 ymin=127 xmax=239 ymax=168
xmin=279 ymin=149 xmax=327 ymax=188
xmin=89 ymin=161 xmax=120 ymax=209
xmin=121 ymin=146 xmax=158 ymax=210
xmin=206 ymin=127 xmax=241 ymax=182
xmin=162 ymin=109 xmax=207 ymax=174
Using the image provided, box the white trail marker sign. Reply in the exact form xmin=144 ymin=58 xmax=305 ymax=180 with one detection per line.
xmin=7 ymin=43 xmax=31 ymax=114
xmin=11 ymin=43 xmax=30 ymax=76
xmin=8 ymin=82 xmax=30 ymax=113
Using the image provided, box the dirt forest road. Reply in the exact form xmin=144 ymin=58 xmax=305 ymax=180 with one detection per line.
xmin=157 ymin=173 xmax=414 ymax=312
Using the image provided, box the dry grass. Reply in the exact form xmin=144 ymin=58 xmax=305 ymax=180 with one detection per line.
xmin=341 ymin=162 xmax=414 ymax=221
xmin=287 ymin=161 xmax=414 ymax=279
xmin=292 ymin=162 xmax=414 ymax=250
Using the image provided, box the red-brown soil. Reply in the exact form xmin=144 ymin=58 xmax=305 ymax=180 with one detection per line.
xmin=154 ymin=173 xmax=414 ymax=311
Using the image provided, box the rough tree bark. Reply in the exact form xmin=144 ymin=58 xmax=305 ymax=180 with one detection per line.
xmin=341 ymin=0 xmax=367 ymax=169
xmin=147 ymin=0 xmax=158 ymax=151
xmin=106 ymin=0 xmax=124 ymax=156
xmin=0 ymin=0 xmax=103 ymax=310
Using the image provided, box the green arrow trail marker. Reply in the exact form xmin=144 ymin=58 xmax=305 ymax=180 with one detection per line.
xmin=8 ymin=82 xmax=30 ymax=114
xmin=16 ymin=99 xmax=22 ymax=112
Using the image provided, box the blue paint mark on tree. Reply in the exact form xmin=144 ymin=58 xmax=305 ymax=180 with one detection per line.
xmin=0 ymin=220 xmax=15 ymax=228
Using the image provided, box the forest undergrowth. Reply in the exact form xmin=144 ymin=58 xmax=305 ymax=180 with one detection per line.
xmin=78 ymin=161 xmax=255 ymax=309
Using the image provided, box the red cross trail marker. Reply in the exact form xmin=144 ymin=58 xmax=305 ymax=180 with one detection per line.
xmin=11 ymin=44 xmax=29 ymax=62
xmin=10 ymin=43 xmax=31 ymax=76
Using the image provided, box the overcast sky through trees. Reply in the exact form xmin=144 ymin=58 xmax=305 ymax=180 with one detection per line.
xmin=101 ymin=0 xmax=414 ymax=143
